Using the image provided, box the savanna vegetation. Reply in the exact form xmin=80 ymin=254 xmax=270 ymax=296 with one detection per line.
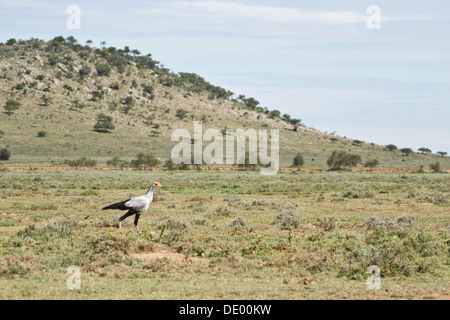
xmin=0 ymin=170 xmax=448 ymax=299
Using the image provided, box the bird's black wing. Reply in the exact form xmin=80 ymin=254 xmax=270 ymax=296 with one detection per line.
xmin=102 ymin=199 xmax=132 ymax=210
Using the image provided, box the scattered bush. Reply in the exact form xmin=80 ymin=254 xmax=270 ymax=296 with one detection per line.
xmin=45 ymin=217 xmax=78 ymax=232
xmin=213 ymin=205 xmax=234 ymax=217
xmin=95 ymin=62 xmax=111 ymax=76
xmin=130 ymin=153 xmax=160 ymax=170
xmin=229 ymin=217 xmax=247 ymax=229
xmin=0 ymin=148 xmax=11 ymax=160
xmin=429 ymin=162 xmax=441 ymax=173
xmin=37 ymin=131 xmax=47 ymax=138
xmin=273 ymin=204 xmax=301 ymax=230
xmin=160 ymin=218 xmax=190 ymax=230
xmin=292 ymin=153 xmax=304 ymax=168
xmin=64 ymin=157 xmax=97 ymax=168
xmin=327 ymin=151 xmax=361 ymax=169
xmin=342 ymin=187 xmax=375 ymax=199
xmin=364 ymin=159 xmax=379 ymax=169
xmin=407 ymin=190 xmax=447 ymax=205
xmin=93 ymin=113 xmax=115 ymax=132
xmin=318 ymin=216 xmax=338 ymax=231
xmin=4 ymin=99 xmax=20 ymax=115
xmin=175 ymin=108 xmax=188 ymax=119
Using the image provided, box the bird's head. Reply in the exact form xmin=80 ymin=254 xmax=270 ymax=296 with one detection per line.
xmin=153 ymin=181 xmax=161 ymax=188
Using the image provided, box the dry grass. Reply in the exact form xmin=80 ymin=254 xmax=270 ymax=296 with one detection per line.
xmin=0 ymin=170 xmax=448 ymax=299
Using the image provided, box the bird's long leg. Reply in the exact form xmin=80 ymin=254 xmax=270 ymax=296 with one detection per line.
xmin=134 ymin=214 xmax=141 ymax=233
xmin=118 ymin=210 xmax=135 ymax=233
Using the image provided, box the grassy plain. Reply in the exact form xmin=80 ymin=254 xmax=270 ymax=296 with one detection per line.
xmin=0 ymin=169 xmax=448 ymax=299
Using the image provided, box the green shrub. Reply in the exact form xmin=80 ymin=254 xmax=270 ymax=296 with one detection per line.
xmin=95 ymin=62 xmax=111 ymax=76
xmin=429 ymin=162 xmax=441 ymax=173
xmin=4 ymin=99 xmax=20 ymax=114
xmin=0 ymin=148 xmax=11 ymax=160
xmin=130 ymin=153 xmax=160 ymax=170
xmin=93 ymin=113 xmax=115 ymax=132
xmin=327 ymin=151 xmax=361 ymax=169
xmin=292 ymin=153 xmax=304 ymax=167
xmin=64 ymin=157 xmax=97 ymax=167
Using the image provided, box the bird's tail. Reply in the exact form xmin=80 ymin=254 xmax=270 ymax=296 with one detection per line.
xmin=102 ymin=200 xmax=130 ymax=210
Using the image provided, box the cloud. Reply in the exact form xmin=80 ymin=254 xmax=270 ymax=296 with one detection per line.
xmin=120 ymin=1 xmax=436 ymax=36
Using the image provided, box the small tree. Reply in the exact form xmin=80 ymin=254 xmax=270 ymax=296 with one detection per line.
xmin=269 ymin=109 xmax=281 ymax=119
xmin=429 ymin=162 xmax=441 ymax=173
xmin=37 ymin=131 xmax=47 ymax=138
xmin=418 ymin=147 xmax=432 ymax=154
xmin=364 ymin=159 xmax=379 ymax=170
xmin=64 ymin=157 xmax=97 ymax=168
xmin=95 ymin=62 xmax=111 ymax=76
xmin=130 ymin=153 xmax=161 ymax=170
xmin=4 ymin=99 xmax=20 ymax=115
xmin=292 ymin=153 xmax=304 ymax=168
xmin=0 ymin=148 xmax=11 ymax=160
xmin=79 ymin=65 xmax=91 ymax=77
xmin=327 ymin=151 xmax=362 ymax=170
xmin=93 ymin=113 xmax=115 ymax=132
xmin=437 ymin=151 xmax=447 ymax=157
xmin=6 ymin=38 xmax=17 ymax=46
xmin=385 ymin=144 xmax=397 ymax=151
xmin=106 ymin=156 xmax=128 ymax=169
xmin=400 ymin=148 xmax=413 ymax=155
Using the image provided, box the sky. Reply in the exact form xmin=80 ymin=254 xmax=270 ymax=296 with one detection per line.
xmin=1 ymin=0 xmax=449 ymax=153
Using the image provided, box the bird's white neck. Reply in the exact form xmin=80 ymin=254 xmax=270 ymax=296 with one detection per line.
xmin=145 ymin=184 xmax=155 ymax=196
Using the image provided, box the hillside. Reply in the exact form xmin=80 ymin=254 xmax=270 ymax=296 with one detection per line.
xmin=0 ymin=36 xmax=448 ymax=170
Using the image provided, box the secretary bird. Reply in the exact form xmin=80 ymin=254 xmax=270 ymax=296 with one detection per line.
xmin=101 ymin=181 xmax=161 ymax=232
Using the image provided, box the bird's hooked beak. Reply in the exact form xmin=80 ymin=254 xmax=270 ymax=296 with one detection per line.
xmin=154 ymin=182 xmax=161 ymax=187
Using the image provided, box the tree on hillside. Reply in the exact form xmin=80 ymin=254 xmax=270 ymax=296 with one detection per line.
xmin=385 ymin=144 xmax=397 ymax=151
xmin=327 ymin=151 xmax=362 ymax=170
xmin=269 ymin=109 xmax=281 ymax=119
xmin=242 ymin=97 xmax=259 ymax=110
xmin=95 ymin=62 xmax=111 ymax=76
xmin=4 ymin=99 xmax=20 ymax=115
xmin=6 ymin=38 xmax=17 ymax=46
xmin=437 ymin=151 xmax=447 ymax=157
xmin=66 ymin=36 xmax=77 ymax=46
xmin=79 ymin=65 xmax=91 ymax=77
xmin=418 ymin=147 xmax=432 ymax=154
xmin=93 ymin=113 xmax=115 ymax=132
xmin=400 ymin=148 xmax=413 ymax=155
xmin=288 ymin=118 xmax=302 ymax=132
